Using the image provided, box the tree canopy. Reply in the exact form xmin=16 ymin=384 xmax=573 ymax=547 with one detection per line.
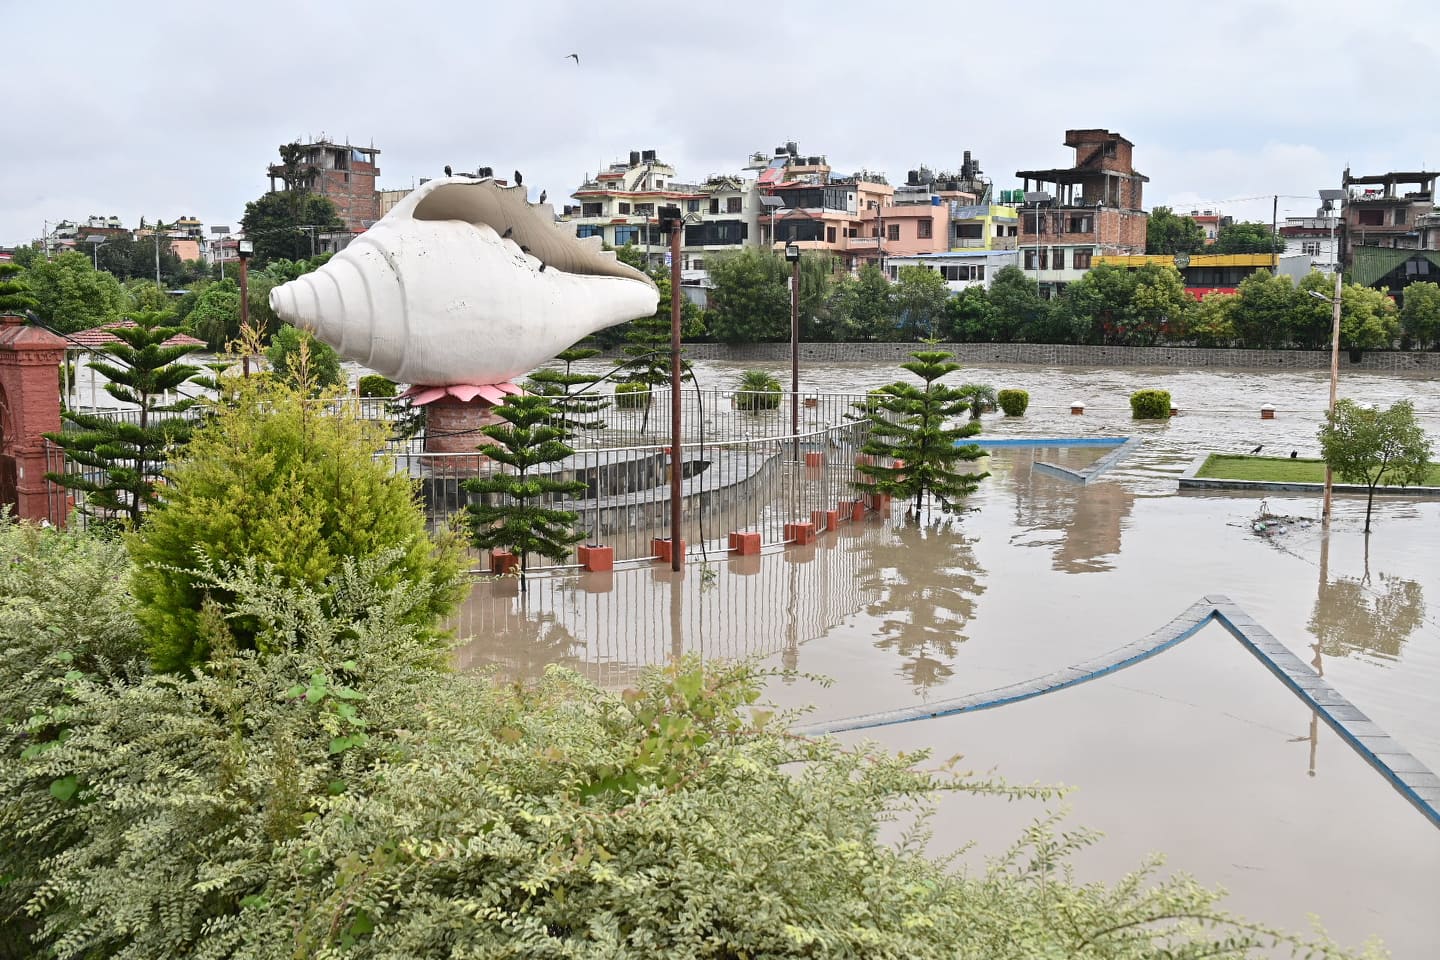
xmin=1212 ymin=221 xmax=1285 ymax=254
xmin=1145 ymin=206 xmax=1206 ymax=255
xmin=21 ymin=250 xmax=127 ymax=332
xmin=705 ymin=247 xmax=791 ymax=343
xmin=241 ymin=190 xmax=345 ymax=265
xmin=1319 ymin=398 xmax=1433 ymax=533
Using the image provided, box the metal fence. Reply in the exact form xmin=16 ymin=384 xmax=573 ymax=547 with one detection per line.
xmin=397 ymin=419 xmax=878 ymax=573
xmin=44 ymin=395 xmax=886 ymax=568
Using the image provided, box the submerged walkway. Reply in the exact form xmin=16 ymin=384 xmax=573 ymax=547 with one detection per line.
xmin=794 ymin=596 xmax=1440 ymax=830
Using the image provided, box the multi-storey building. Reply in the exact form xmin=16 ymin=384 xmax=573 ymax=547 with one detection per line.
xmin=1186 ymin=209 xmax=1229 ymax=244
xmin=1278 ymin=215 xmax=1341 ymax=273
xmin=566 ymin=149 xmax=759 ymax=277
xmin=266 ymin=138 xmax=382 ymax=235
xmin=1341 ymin=168 xmax=1439 ymax=297
xmin=1015 ymin=129 xmax=1149 ymax=297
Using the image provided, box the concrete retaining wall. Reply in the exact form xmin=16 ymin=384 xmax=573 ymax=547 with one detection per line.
xmin=654 ymin=341 xmax=1440 ymax=372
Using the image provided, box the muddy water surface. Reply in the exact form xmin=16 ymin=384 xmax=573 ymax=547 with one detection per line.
xmin=454 ymin=361 xmax=1440 ymax=957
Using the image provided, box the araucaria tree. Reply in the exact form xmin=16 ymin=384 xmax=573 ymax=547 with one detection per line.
xmin=527 ymin=339 xmax=608 ymax=434
xmin=45 ymin=310 xmax=203 ymax=525
xmin=854 ymin=350 xmax=989 ymax=515
xmin=464 ymin=393 xmax=588 ymax=588
xmin=1318 ymin=398 xmax=1433 ymax=533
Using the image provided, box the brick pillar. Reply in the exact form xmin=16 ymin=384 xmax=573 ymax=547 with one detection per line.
xmin=0 ymin=315 xmax=68 ymax=524
xmin=423 ymin=395 xmax=502 ymax=454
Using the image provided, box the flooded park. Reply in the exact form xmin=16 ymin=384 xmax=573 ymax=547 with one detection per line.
xmin=452 ymin=358 xmax=1440 ymax=957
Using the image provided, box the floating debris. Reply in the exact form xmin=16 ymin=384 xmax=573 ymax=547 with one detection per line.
xmin=1249 ymin=499 xmax=1313 ymax=538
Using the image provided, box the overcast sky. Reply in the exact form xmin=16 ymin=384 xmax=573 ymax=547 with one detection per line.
xmin=6 ymin=0 xmax=1439 ymax=247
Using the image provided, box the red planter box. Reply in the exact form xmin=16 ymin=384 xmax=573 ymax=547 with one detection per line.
xmin=784 ymin=521 xmax=816 ymax=546
xmin=804 ymin=451 xmax=825 ymax=468
xmin=652 ymin=537 xmax=685 ymax=564
xmin=491 ymin=550 xmax=519 ymax=576
xmin=728 ymin=531 xmax=762 ymax=555
xmin=577 ymin=544 xmax=613 ymax=572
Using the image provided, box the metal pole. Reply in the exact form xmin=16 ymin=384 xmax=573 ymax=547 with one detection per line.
xmin=669 ymin=224 xmax=683 ymax=572
xmin=155 ymin=221 xmax=162 ymax=287
xmin=790 ymin=255 xmax=800 ymax=459
xmin=1322 ymin=266 xmax=1342 ymax=528
xmin=239 ymin=253 xmax=251 ymax=376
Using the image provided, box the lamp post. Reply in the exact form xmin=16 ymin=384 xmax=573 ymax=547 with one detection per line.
xmin=1314 ymin=188 xmax=1347 ymax=530
xmin=86 ymin=235 xmax=106 ymax=270
xmin=237 ymin=239 xmax=254 ymax=377
xmin=785 ymin=243 xmax=801 ymax=458
xmin=658 ymin=205 xmax=684 ymax=571
xmin=1308 ymin=274 xmax=1344 ymax=529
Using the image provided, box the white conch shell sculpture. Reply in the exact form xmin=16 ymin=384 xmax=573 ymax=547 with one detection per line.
xmin=268 ymin=176 xmax=659 ymax=386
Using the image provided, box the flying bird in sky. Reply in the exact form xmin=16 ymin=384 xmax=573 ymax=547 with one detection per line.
xmin=565 ymin=53 xmax=579 ymax=64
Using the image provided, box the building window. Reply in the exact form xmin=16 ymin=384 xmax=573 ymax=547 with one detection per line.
xmin=692 ymin=258 xmax=704 ymax=270
xmin=1067 ymin=215 xmax=1093 ymax=233
xmin=582 ymin=202 xmax=603 ymax=218
xmin=1301 ymin=241 xmax=1321 ymax=256
xmin=576 ymin=224 xmax=602 ymax=239
xmin=887 ymin=223 xmax=900 ymax=241
xmin=709 ymin=199 xmax=721 ymax=215
xmin=1051 ymin=247 xmax=1065 ymax=270
xmin=726 ymin=196 xmax=743 ymax=214
xmin=826 ymin=226 xmax=837 ymax=243
xmin=633 ymin=203 xmax=655 ymax=216
xmin=617 ymin=202 xmax=631 ymax=215
xmin=917 ymin=219 xmax=933 ymax=239
xmin=1394 ymin=208 xmax=1407 ymax=225
xmin=1357 ymin=209 xmax=1384 ymax=227
xmin=613 ymin=226 xmax=641 ymax=246
xmin=1073 ymin=247 xmax=1093 ymax=269
xmin=1024 ymin=249 xmax=1035 ymax=270
xmin=954 ymin=223 xmax=983 ymax=240
xmin=686 ymin=200 xmax=700 ymax=213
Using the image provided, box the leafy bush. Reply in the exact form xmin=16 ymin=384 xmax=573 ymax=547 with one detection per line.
xmin=614 ymin=381 xmax=652 ymax=409
xmin=734 ymin=369 xmax=782 ymax=411
xmin=128 ymin=379 xmax=465 ymax=671
xmin=998 ymin=388 xmax=1030 ymax=416
xmin=357 ymin=374 xmax=397 ymax=398
xmin=266 ymin=323 xmax=344 ymax=393
xmin=0 ymin=554 xmax=1372 ymax=960
xmin=1130 ymin=389 xmax=1173 ymax=420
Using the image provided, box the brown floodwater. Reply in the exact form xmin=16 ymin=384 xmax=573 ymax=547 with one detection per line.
xmin=452 ymin=362 xmax=1440 ymax=957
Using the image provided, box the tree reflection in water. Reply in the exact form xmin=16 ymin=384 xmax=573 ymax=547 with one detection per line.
xmin=860 ymin=516 xmax=986 ymax=694
xmin=452 ymin=585 xmax=587 ymax=677
xmin=1308 ymin=570 xmax=1425 ymax=662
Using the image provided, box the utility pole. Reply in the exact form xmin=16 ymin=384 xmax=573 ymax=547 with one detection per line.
xmin=153 ymin=218 xmax=164 ymax=287
xmin=1322 ymin=265 xmax=1343 ymax=528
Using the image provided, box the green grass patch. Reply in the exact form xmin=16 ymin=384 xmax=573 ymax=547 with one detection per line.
xmin=1196 ymin=454 xmax=1440 ymax=486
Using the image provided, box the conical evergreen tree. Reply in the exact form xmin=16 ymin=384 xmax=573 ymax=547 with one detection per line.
xmin=463 ymin=393 xmax=587 ymax=590
xmin=527 ymin=339 xmax=608 ymax=435
xmin=45 ymin=310 xmax=203 ymax=525
xmin=854 ymin=350 xmax=989 ymax=516
xmin=0 ymin=262 xmax=38 ymax=314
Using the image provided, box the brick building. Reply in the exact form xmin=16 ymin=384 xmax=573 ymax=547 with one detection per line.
xmin=1015 ymin=129 xmax=1149 ymax=297
xmin=1341 ymin=168 xmax=1439 ymax=298
xmin=266 ymin=138 xmax=382 ymax=235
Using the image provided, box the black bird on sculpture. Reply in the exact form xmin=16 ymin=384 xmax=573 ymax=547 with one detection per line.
xmin=514 ymin=170 xmax=524 ymax=186
xmin=539 ymin=262 xmax=548 ymax=273
xmin=444 ymin=164 xmax=452 ymax=177
xmin=501 ymin=227 xmax=513 ymax=239
xmin=539 ymin=189 xmax=547 ymax=204
xmin=1250 ymin=445 xmax=1264 ymax=454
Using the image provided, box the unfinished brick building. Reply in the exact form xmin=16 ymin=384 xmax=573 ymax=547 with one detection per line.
xmin=266 ymin=138 xmax=382 ymax=236
xmin=1016 ymin=129 xmax=1149 ymax=296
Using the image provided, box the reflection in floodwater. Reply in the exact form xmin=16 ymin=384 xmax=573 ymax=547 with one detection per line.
xmin=999 ymin=448 xmax=1137 ymax=573
xmin=859 ymin=518 xmax=985 ymax=693
xmin=449 ymin=518 xmax=891 ymax=685
xmin=1308 ymin=536 xmax=1426 ymax=662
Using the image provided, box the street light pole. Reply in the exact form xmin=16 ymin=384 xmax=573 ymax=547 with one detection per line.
xmin=1316 ymin=188 xmax=1347 ymax=530
xmin=658 ymin=206 xmax=685 ymax=572
xmin=1322 ymin=265 xmax=1342 ymax=528
xmin=238 ymin=239 xmax=254 ymax=377
xmin=785 ymin=243 xmax=801 ymax=459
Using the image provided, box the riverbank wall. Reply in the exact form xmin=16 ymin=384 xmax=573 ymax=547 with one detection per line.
xmin=638 ymin=342 xmax=1440 ymax=372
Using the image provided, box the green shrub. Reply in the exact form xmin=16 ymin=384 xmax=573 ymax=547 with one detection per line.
xmin=358 ymin=374 xmax=397 ymax=398
xmin=614 ymin=381 xmax=652 ymax=409
xmin=1130 ymin=389 xmax=1173 ymax=420
xmin=998 ymin=388 xmax=1030 ymax=416
xmin=734 ymin=369 xmax=782 ymax=411
xmin=266 ymin=323 xmax=344 ymax=393
xmin=128 ymin=379 xmax=466 ymax=671
xmin=0 ymin=534 xmax=1370 ymax=959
